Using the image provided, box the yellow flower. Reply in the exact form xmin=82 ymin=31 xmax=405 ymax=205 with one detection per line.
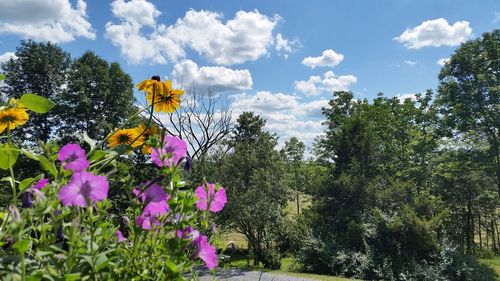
xmin=108 ymin=128 xmax=144 ymax=149
xmin=137 ymin=76 xmax=166 ymax=96
xmin=134 ymin=123 xmax=158 ymax=154
xmin=0 ymin=105 xmax=29 ymax=134
xmin=146 ymin=80 xmax=184 ymax=113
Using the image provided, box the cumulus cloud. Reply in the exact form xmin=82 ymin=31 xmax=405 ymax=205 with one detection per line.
xmin=172 ymin=60 xmax=253 ymax=92
xmin=302 ymin=49 xmax=344 ymax=69
xmin=395 ymin=18 xmax=472 ymax=49
xmin=230 ymin=91 xmax=329 ymax=148
xmin=0 ymin=0 xmax=95 ymax=43
xmin=295 ymin=71 xmax=357 ymax=96
xmin=106 ymin=1 xmax=283 ymax=65
xmin=0 ymin=52 xmax=16 ymax=64
xmin=437 ymin=57 xmax=450 ymax=66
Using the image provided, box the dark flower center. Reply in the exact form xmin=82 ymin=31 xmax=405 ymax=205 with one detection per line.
xmin=0 ymin=114 xmax=16 ymax=123
xmin=151 ymin=75 xmax=161 ymax=81
xmin=80 ymin=181 xmax=93 ymax=200
xmin=119 ymin=134 xmax=131 ymax=143
xmin=66 ymin=154 xmax=78 ymax=163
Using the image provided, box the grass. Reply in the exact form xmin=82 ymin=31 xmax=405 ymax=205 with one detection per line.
xmin=269 ymin=271 xmax=360 ymax=281
xmin=480 ymin=256 xmax=500 ymax=276
xmin=216 ymin=195 xmax=360 ymax=280
xmin=219 ymin=255 xmax=359 ymax=280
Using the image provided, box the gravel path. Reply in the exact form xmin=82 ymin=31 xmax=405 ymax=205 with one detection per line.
xmin=197 ymin=268 xmax=316 ymax=281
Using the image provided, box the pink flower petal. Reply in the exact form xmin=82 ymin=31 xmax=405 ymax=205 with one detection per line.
xmin=210 ymin=188 xmax=227 ymax=213
xmin=58 ymin=172 xmax=109 ymax=207
xmin=195 ymin=183 xmax=227 ymax=213
xmin=57 ymin=144 xmax=89 ymax=172
xmin=116 ymin=230 xmax=126 ymax=242
xmin=151 ymin=136 xmax=187 ymax=167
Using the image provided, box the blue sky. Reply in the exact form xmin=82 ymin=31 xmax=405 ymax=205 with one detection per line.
xmin=0 ymin=0 xmax=498 ymax=150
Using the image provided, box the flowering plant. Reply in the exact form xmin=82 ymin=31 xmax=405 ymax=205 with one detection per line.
xmin=0 ymin=75 xmax=227 ymax=280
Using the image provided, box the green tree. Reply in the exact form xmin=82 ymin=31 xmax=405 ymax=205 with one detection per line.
xmin=214 ymin=112 xmax=288 ymax=268
xmin=283 ymin=137 xmax=305 ymax=215
xmin=436 ymin=29 xmax=500 ymax=195
xmin=1 ymin=40 xmax=71 ymax=143
xmin=59 ymin=51 xmax=135 ymax=142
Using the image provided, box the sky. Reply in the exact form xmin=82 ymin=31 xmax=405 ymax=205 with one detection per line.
xmin=0 ymin=0 xmax=498 ymax=152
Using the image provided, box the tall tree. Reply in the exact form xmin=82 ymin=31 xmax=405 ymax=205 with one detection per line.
xmin=59 ymin=51 xmax=135 ymax=142
xmin=436 ymin=29 xmax=500 ymax=195
xmin=213 ymin=112 xmax=288 ymax=268
xmin=283 ymin=137 xmax=305 ymax=215
xmin=1 ymin=40 xmax=71 ymax=143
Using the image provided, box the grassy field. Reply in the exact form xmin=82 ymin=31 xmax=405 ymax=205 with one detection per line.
xmin=480 ymin=257 xmax=500 ymax=277
xmin=216 ymin=194 xmax=363 ymax=280
xmin=270 ymin=271 xmax=359 ymax=281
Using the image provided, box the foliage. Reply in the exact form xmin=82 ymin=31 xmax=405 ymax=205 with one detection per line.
xmin=436 ymin=29 xmax=500 ymax=195
xmin=211 ymin=112 xmax=289 ymax=269
xmin=1 ymin=40 xmax=71 ymax=143
xmin=59 ymin=51 xmax=135 ymax=142
xmin=0 ymin=79 xmax=227 ymax=280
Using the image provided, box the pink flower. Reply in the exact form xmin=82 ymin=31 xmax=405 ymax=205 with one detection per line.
xmin=177 ymin=226 xmax=194 ymax=239
xmin=195 ymin=183 xmax=227 ymax=212
xmin=191 ymin=230 xmax=218 ymax=269
xmin=134 ymin=183 xmax=170 ymax=230
xmin=33 ymin=178 xmax=48 ymax=190
xmin=57 ymin=144 xmax=89 ymax=172
xmin=116 ymin=230 xmax=126 ymax=242
xmin=150 ymin=136 xmax=187 ymax=167
xmin=178 ymin=227 xmax=218 ymax=269
xmin=58 ymin=172 xmax=109 ymax=207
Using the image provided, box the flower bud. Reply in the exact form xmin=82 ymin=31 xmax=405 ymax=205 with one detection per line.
xmin=9 ymin=205 xmax=20 ymax=222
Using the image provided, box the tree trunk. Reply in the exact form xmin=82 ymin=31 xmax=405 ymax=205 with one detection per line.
xmin=478 ymin=211 xmax=483 ymax=250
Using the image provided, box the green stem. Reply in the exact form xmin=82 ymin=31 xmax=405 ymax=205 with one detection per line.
xmin=86 ymin=105 xmax=152 ymax=158
xmin=7 ymin=129 xmax=16 ymax=204
xmin=90 ymin=88 xmax=157 ymax=173
xmin=21 ymin=253 xmax=26 ymax=281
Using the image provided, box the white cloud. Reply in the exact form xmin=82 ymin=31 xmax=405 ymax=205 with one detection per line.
xmin=110 ymin=0 xmax=159 ymax=27
xmin=0 ymin=52 xmax=16 ymax=64
xmin=295 ymin=71 xmax=357 ymax=96
xmin=437 ymin=57 xmax=450 ymax=66
xmin=106 ymin=2 xmax=283 ymax=65
xmin=404 ymin=60 xmax=417 ymax=66
xmin=302 ymin=49 xmax=344 ymax=69
xmin=395 ymin=93 xmax=418 ymax=103
xmin=172 ymin=59 xmax=253 ymax=92
xmin=230 ymin=91 xmax=329 ymax=149
xmin=395 ymin=18 xmax=472 ymax=49
xmin=0 ymin=0 xmax=95 ymax=43
xmin=275 ymin=33 xmax=300 ymax=58
xmin=494 ymin=12 xmax=500 ymax=23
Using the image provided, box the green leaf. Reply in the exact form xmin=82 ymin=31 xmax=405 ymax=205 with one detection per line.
xmin=19 ymin=177 xmax=35 ymax=191
xmin=28 ymin=271 xmax=44 ymax=281
xmin=19 ymin=93 xmax=55 ymax=113
xmin=0 ymin=143 xmax=19 ymax=170
xmin=21 ymin=149 xmax=40 ymax=161
xmin=164 ymin=259 xmax=178 ymax=273
xmin=0 ymin=74 xmax=5 ymax=81
xmin=89 ymin=150 xmax=106 ymax=163
xmin=95 ymin=253 xmax=109 ymax=271
xmin=37 ymin=155 xmax=57 ymax=177
xmin=13 ymin=239 xmax=31 ymax=254
xmin=64 ymin=273 xmax=81 ymax=281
